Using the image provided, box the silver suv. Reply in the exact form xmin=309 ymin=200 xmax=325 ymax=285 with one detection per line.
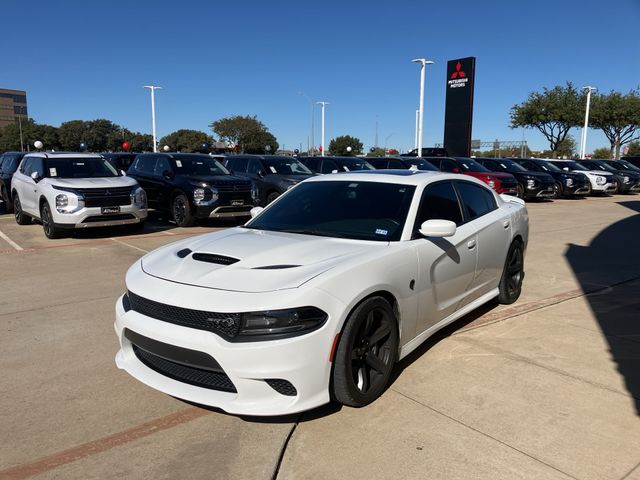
xmin=11 ymin=152 xmax=147 ymax=238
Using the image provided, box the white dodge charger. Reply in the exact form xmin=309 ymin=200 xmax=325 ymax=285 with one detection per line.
xmin=115 ymin=170 xmax=528 ymax=415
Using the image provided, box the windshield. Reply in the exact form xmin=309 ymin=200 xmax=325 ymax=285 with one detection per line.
xmin=0 ymin=156 xmax=20 ymax=174
xmin=336 ymin=158 xmax=375 ymax=171
xmin=245 ymin=180 xmax=415 ymax=241
xmin=406 ymin=159 xmax=438 ymax=171
xmin=618 ymin=160 xmax=640 ymax=172
xmin=457 ymin=158 xmax=490 ymax=173
xmin=553 ymin=161 xmax=589 ymax=171
xmin=264 ymin=158 xmax=312 ymax=175
xmin=488 ymin=160 xmax=527 ymax=173
xmin=46 ymin=158 xmax=120 ymax=178
xmin=173 ymin=155 xmax=229 ymax=175
xmin=536 ymin=160 xmax=562 ymax=172
xmin=590 ymin=161 xmax=617 ymax=172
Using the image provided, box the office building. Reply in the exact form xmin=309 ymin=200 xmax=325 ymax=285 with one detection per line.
xmin=0 ymin=88 xmax=28 ymax=128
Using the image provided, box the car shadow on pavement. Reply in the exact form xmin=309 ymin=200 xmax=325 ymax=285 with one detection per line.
xmin=565 ymin=200 xmax=640 ymax=415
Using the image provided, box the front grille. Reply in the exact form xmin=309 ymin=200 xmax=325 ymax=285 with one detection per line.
xmin=133 ymin=345 xmax=237 ymax=393
xmin=75 ymin=187 xmax=132 ymax=208
xmin=265 ymin=379 xmax=297 ymax=396
xmin=83 ymin=214 xmax=136 ymax=223
xmin=127 ymin=291 xmax=241 ymax=339
xmin=191 ymin=253 xmax=239 ymax=265
xmin=215 ymin=181 xmax=252 ymax=192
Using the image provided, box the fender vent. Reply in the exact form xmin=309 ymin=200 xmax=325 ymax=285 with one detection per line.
xmin=176 ymin=248 xmax=192 ymax=258
xmin=265 ymin=379 xmax=297 ymax=396
xmin=192 ymin=253 xmax=239 ymax=265
xmin=253 ymin=265 xmax=301 ymax=270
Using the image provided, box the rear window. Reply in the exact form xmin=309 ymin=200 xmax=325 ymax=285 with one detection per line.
xmin=456 ymin=182 xmax=497 ymax=220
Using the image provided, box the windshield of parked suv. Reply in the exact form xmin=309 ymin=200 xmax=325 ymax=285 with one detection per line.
xmin=405 ymin=158 xmax=439 ymax=171
xmin=588 ymin=161 xmax=617 ymax=173
xmin=336 ymin=158 xmax=375 ymax=171
xmin=551 ymin=161 xmax=589 ymax=171
xmin=535 ymin=160 xmax=562 ymax=172
xmin=617 ymin=161 xmax=640 ymax=172
xmin=45 ymin=157 xmax=120 ymax=178
xmin=487 ymin=159 xmax=527 ymax=173
xmin=455 ymin=158 xmax=490 ymax=173
xmin=245 ymin=180 xmax=415 ymax=241
xmin=0 ymin=156 xmax=20 ymax=174
xmin=263 ymin=158 xmax=312 ymax=175
xmin=172 ymin=155 xmax=229 ymax=176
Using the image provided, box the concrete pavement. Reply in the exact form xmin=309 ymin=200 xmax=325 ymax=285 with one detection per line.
xmin=0 ymin=196 xmax=639 ymax=480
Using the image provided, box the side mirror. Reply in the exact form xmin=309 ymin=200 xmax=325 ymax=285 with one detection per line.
xmin=250 ymin=206 xmax=264 ymax=218
xmin=563 ymin=167 xmax=569 ymax=171
xmin=419 ymin=219 xmax=457 ymax=238
xmin=257 ymin=170 xmax=266 ymax=178
xmin=331 ymin=169 xmax=339 ymax=174
xmin=30 ymin=171 xmax=41 ymax=182
xmin=162 ymin=169 xmax=174 ymax=179
xmin=453 ymin=167 xmax=460 ymax=173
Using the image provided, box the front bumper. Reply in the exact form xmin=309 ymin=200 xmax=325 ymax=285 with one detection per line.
xmin=53 ymin=204 xmax=147 ymax=229
xmin=561 ymin=181 xmax=591 ymax=196
xmin=194 ymin=203 xmax=256 ymax=219
xmin=523 ymin=182 xmax=556 ymax=199
xmin=114 ymin=274 xmax=346 ymax=416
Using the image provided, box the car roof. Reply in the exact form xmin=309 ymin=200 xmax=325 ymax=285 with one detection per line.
xmin=301 ymin=169 xmax=484 ymax=187
xmin=23 ymin=152 xmax=103 ymax=159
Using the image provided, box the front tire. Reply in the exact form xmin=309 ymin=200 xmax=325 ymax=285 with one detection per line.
xmin=554 ymin=182 xmax=563 ymax=198
xmin=172 ymin=194 xmax=195 ymax=227
xmin=40 ymin=201 xmax=63 ymax=239
xmin=498 ymin=240 xmax=524 ymax=304
xmin=266 ymin=191 xmax=280 ymax=204
xmin=13 ymin=195 xmax=31 ymax=225
xmin=1 ymin=186 xmax=13 ymax=213
xmin=332 ymin=297 xmax=399 ymax=407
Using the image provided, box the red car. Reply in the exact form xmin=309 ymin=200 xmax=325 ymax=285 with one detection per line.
xmin=424 ymin=157 xmax=520 ymax=195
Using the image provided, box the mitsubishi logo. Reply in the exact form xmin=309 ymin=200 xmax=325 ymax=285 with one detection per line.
xmin=450 ymin=61 xmax=466 ymax=79
xmin=105 ymin=190 xmax=112 ymax=196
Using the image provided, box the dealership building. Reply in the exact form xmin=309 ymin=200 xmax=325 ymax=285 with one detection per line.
xmin=0 ymin=88 xmax=28 ymax=128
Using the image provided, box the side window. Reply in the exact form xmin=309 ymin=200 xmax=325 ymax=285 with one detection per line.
xmin=439 ymin=159 xmax=457 ymax=172
xmin=154 ymin=157 xmax=171 ymax=176
xmin=230 ymin=157 xmax=248 ymax=173
xmin=368 ymin=159 xmax=387 ymax=169
xmin=415 ymin=182 xmax=463 ymax=231
xmin=388 ymin=160 xmax=405 ymax=169
xmin=20 ymin=158 xmax=34 ymax=175
xmin=0 ymin=155 xmax=5 ymax=170
xmin=247 ymin=159 xmax=263 ymax=174
xmin=133 ymin=156 xmax=156 ymax=174
xmin=520 ymin=160 xmax=537 ymax=171
xmin=33 ymin=158 xmax=45 ymax=177
xmin=321 ymin=160 xmax=338 ymax=174
xmin=305 ymin=158 xmax=320 ymax=171
xmin=456 ymin=182 xmax=497 ymax=221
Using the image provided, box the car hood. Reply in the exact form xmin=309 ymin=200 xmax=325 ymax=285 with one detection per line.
xmin=141 ymin=227 xmax=387 ymax=293
xmin=48 ymin=176 xmax=138 ymax=189
xmin=514 ymin=171 xmax=555 ymax=182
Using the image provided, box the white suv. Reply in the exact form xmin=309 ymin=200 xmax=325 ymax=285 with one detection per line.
xmin=11 ymin=152 xmax=147 ymax=238
xmin=546 ymin=159 xmax=616 ymax=194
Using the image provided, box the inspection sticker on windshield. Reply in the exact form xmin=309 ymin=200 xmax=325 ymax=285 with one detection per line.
xmin=49 ymin=168 xmax=57 ymax=177
xmin=175 ymin=160 xmax=182 ymax=167
xmin=375 ymin=228 xmax=388 ymax=236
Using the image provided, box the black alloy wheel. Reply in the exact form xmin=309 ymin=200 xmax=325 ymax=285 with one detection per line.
xmin=498 ymin=241 xmax=524 ymax=304
xmin=40 ymin=201 xmax=62 ymax=239
xmin=554 ymin=182 xmax=563 ymax=198
xmin=1 ymin=187 xmax=12 ymax=213
xmin=172 ymin=194 xmax=194 ymax=227
xmin=515 ymin=184 xmax=525 ymax=199
xmin=266 ymin=191 xmax=280 ymax=204
xmin=13 ymin=195 xmax=31 ymax=225
xmin=611 ymin=180 xmax=620 ymax=194
xmin=332 ymin=297 xmax=398 ymax=407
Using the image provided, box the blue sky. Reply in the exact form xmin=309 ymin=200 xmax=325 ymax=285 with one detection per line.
xmin=2 ymin=0 xmax=639 ymax=153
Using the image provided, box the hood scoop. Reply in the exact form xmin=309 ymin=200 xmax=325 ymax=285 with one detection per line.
xmin=191 ymin=253 xmax=239 ymax=265
xmin=252 ymin=264 xmax=301 ymax=270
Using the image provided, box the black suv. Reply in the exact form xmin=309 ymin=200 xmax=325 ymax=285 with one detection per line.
xmin=128 ymin=153 xmax=258 ymax=226
xmin=0 ymin=152 xmax=26 ymax=213
xmin=101 ymin=152 xmax=138 ymax=173
xmin=622 ymin=156 xmax=640 ymax=169
xmin=511 ymin=158 xmax=591 ymax=197
xmin=475 ymin=158 xmax=556 ymax=200
xmin=223 ymin=154 xmax=315 ymax=205
xmin=578 ymin=159 xmax=640 ymax=193
xmin=367 ymin=156 xmax=440 ymax=171
xmin=297 ymin=156 xmax=375 ymax=174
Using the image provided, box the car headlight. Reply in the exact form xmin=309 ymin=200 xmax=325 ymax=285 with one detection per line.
xmin=487 ymin=180 xmax=495 ymax=188
xmin=130 ymin=186 xmax=147 ymax=207
xmin=54 ymin=190 xmax=84 ymax=213
xmin=193 ymin=187 xmax=218 ymax=205
xmin=623 ymin=176 xmax=630 ymax=184
xmin=596 ymin=176 xmax=606 ymax=185
xmin=193 ymin=188 xmax=205 ymax=203
xmin=56 ymin=194 xmax=68 ymax=209
xmin=239 ymin=307 xmax=328 ymax=337
xmin=565 ymin=177 xmax=574 ymax=186
xmin=526 ymin=179 xmax=536 ymax=189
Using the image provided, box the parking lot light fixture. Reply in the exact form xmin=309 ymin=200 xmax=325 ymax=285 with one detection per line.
xmin=412 ymin=58 xmax=434 ymax=156
xmin=579 ymin=86 xmax=597 ymax=160
xmin=144 ymin=85 xmax=162 ymax=152
xmin=317 ymin=101 xmax=329 ymax=157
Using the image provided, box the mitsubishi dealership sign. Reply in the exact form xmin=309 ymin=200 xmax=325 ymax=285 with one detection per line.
xmin=444 ymin=57 xmax=476 ymax=156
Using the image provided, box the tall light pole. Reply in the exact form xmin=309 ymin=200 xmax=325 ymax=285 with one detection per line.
xmin=298 ymin=92 xmax=315 ymax=155
xmin=317 ymin=101 xmax=329 ymax=156
xmin=414 ymin=109 xmax=419 ymax=151
xmin=144 ymin=85 xmax=162 ymax=152
xmin=579 ymin=86 xmax=597 ymax=159
xmin=412 ymin=58 xmax=434 ymax=156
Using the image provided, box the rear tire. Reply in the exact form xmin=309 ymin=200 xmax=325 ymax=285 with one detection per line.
xmin=332 ymin=297 xmax=398 ymax=407
xmin=40 ymin=201 xmax=63 ymax=239
xmin=13 ymin=195 xmax=31 ymax=225
xmin=498 ymin=240 xmax=524 ymax=304
xmin=172 ymin=194 xmax=195 ymax=227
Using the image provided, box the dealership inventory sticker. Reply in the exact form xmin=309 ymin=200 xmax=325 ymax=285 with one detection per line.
xmin=375 ymin=228 xmax=388 ymax=236
xmin=49 ymin=168 xmax=57 ymax=177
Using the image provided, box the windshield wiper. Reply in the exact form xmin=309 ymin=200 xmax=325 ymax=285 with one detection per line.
xmin=279 ymin=228 xmax=350 ymax=238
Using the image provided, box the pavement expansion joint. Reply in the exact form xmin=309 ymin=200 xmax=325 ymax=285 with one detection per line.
xmin=271 ymin=417 xmax=300 ymax=480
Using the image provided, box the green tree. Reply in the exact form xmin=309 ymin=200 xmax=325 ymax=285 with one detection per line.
xmin=510 ymin=82 xmax=583 ymax=158
xmin=0 ymin=119 xmax=61 ymax=151
xmin=127 ymin=133 xmax=154 ymax=152
xmin=592 ymin=147 xmax=612 ymax=159
xmin=626 ymin=141 xmax=640 ymax=156
xmin=541 ymin=136 xmax=577 ymax=158
xmin=210 ymin=115 xmax=279 ymax=154
xmin=57 ymin=119 xmax=123 ymax=151
xmin=328 ymin=135 xmax=363 ymax=155
xmin=366 ymin=147 xmax=386 ymax=157
xmin=590 ymin=90 xmax=640 ymax=159
xmin=159 ymin=129 xmax=214 ymax=152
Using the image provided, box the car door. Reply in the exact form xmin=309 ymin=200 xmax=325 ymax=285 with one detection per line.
xmin=412 ymin=180 xmax=478 ymax=334
xmin=455 ymin=180 xmax=510 ymax=302
xmin=14 ymin=157 xmax=37 ymax=214
xmin=153 ymin=156 xmax=173 ymax=209
xmin=130 ymin=156 xmax=158 ymax=207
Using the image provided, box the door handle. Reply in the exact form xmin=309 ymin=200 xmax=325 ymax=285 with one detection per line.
xmin=503 ymin=220 xmax=510 ymax=229
xmin=467 ymin=239 xmax=476 ymax=249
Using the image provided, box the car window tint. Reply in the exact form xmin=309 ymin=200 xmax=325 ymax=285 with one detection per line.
xmin=133 ymin=156 xmax=156 ymax=174
xmin=303 ymin=158 xmax=320 ymax=171
xmin=416 ymin=182 xmax=463 ymax=228
xmin=321 ymin=160 xmax=338 ymax=174
xmin=247 ymin=159 xmax=263 ymax=174
xmin=154 ymin=157 xmax=171 ymax=176
xmin=230 ymin=157 xmax=248 ymax=173
xmin=521 ymin=160 xmax=537 ymax=170
xmin=21 ymin=158 xmax=34 ymax=175
xmin=368 ymin=158 xmax=387 ymax=169
xmin=440 ymin=159 xmax=457 ymax=172
xmin=456 ymin=182 xmax=497 ymax=221
xmin=33 ymin=158 xmax=45 ymax=177
xmin=388 ymin=160 xmax=405 ymax=169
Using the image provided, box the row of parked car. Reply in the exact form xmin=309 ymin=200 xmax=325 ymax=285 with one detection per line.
xmin=1 ymin=150 xmax=639 ymax=239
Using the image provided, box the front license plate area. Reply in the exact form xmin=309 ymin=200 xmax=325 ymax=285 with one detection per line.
xmin=102 ymin=206 xmax=121 ymax=214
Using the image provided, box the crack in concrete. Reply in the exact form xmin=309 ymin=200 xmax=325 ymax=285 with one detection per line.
xmin=271 ymin=418 xmax=300 ymax=480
